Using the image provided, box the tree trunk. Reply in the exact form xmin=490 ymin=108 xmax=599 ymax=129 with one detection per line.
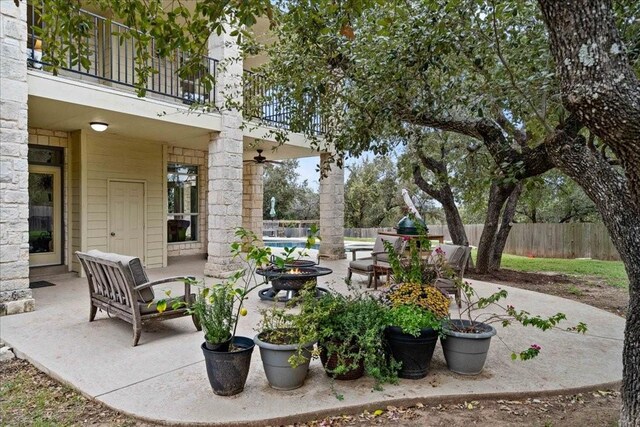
xmin=538 ymin=0 xmax=640 ymax=209
xmin=441 ymin=191 xmax=468 ymax=246
xmin=490 ymin=181 xmax=523 ymax=270
xmin=538 ymin=2 xmax=640 ymax=424
xmin=412 ymin=161 xmax=469 ymax=246
xmin=475 ymin=181 xmax=515 ymax=274
xmin=548 ymin=137 xmax=640 ymax=426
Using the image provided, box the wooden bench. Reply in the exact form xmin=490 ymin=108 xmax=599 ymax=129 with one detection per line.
xmin=76 ymin=250 xmax=201 ymax=346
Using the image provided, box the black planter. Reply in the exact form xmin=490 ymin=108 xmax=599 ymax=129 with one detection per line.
xmin=201 ymin=336 xmax=254 ymax=396
xmin=204 ymin=336 xmax=232 ymax=352
xmin=385 ymin=326 xmax=438 ymax=379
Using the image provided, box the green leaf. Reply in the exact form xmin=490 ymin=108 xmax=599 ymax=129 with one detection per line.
xmin=156 ymin=300 xmax=167 ymax=314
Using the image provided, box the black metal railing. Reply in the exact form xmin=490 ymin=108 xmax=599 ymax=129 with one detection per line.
xmin=243 ymin=70 xmax=326 ymax=135
xmin=26 ymin=4 xmax=217 ymax=104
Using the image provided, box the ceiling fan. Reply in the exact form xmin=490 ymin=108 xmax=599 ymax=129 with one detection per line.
xmin=243 ymin=149 xmax=282 ymax=165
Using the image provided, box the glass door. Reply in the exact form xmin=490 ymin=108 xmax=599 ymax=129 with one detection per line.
xmin=28 ymin=165 xmax=61 ymax=266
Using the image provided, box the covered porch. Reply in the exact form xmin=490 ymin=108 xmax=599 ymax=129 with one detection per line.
xmin=1 ymin=1 xmax=344 ymax=316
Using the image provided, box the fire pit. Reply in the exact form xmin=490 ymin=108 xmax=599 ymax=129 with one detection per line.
xmin=257 ymin=265 xmax=333 ymax=302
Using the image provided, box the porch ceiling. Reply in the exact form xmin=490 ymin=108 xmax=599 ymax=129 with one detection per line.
xmin=28 ymin=96 xmax=213 ymax=150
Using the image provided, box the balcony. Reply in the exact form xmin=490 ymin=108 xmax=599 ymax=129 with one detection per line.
xmin=26 ymin=4 xmax=217 ymax=105
xmin=25 ymin=4 xmax=324 ymax=136
xmin=243 ymin=70 xmax=326 ymax=136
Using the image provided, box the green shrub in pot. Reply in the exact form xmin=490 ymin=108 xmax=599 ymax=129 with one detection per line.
xmin=296 ymin=288 xmax=397 ymax=388
xmin=191 ymin=282 xmax=235 ymax=351
xmin=253 ymin=306 xmax=316 ymax=390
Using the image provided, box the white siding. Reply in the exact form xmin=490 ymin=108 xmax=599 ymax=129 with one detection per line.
xmin=85 ymin=133 xmax=165 ymax=268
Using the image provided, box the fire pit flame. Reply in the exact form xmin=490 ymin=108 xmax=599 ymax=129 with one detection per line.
xmin=288 ymin=268 xmax=302 ymax=275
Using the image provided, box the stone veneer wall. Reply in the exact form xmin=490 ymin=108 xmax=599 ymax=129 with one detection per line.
xmin=319 ymin=152 xmax=346 ymax=259
xmin=27 ymin=128 xmax=70 ymax=267
xmin=167 ymin=146 xmax=208 ymax=257
xmin=242 ymin=163 xmax=263 ymax=244
xmin=204 ymin=29 xmax=244 ymax=277
xmin=1 ymin=1 xmax=34 ymax=315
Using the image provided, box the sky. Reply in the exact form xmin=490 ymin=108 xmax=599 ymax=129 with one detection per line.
xmin=295 ymin=150 xmax=397 ymax=191
xmin=296 ymin=157 xmax=321 ymax=190
xmin=295 ymin=155 xmax=364 ymax=191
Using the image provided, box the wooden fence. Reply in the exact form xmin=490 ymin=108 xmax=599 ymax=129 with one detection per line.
xmin=263 ymin=220 xmax=319 ymax=238
xmin=345 ymin=223 xmax=620 ymax=261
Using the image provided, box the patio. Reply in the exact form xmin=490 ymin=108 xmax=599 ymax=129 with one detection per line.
xmin=0 ymin=255 xmax=624 ymax=426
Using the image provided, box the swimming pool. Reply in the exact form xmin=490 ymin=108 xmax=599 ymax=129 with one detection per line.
xmin=265 ymin=240 xmax=320 ymax=250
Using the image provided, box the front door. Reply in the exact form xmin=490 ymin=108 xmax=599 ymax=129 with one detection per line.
xmin=108 ymin=181 xmax=145 ymax=260
xmin=29 ymin=165 xmax=62 ymax=266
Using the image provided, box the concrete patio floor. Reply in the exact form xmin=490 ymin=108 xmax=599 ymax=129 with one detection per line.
xmin=0 ymin=254 xmax=624 ymax=426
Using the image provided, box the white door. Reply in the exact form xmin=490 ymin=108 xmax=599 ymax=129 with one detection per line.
xmin=108 ymin=181 xmax=145 ymax=260
xmin=29 ymin=165 xmax=62 ymax=266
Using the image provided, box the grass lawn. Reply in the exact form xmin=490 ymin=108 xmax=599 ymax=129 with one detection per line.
xmin=472 ymin=250 xmax=629 ymax=288
xmin=344 ymin=236 xmax=376 ymax=242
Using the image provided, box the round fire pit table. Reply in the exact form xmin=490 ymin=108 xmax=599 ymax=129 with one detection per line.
xmin=257 ymin=265 xmax=333 ymax=302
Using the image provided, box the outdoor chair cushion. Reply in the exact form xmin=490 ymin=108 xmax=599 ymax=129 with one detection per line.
xmin=432 ymin=244 xmax=466 ymax=268
xmin=372 ymin=235 xmax=404 ymax=254
xmin=138 ymin=294 xmax=196 ymax=315
xmin=349 ymin=257 xmax=375 ymax=272
xmin=375 ymin=252 xmax=391 ymax=263
xmin=87 ymin=250 xmax=154 ymax=303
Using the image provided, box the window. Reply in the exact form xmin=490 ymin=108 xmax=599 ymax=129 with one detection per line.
xmin=167 ymin=164 xmax=198 ymax=242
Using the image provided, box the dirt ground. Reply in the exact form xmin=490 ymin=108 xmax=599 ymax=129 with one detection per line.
xmin=467 ymin=268 xmax=629 ymax=318
xmin=0 ymin=358 xmax=621 ymax=427
xmin=0 ymin=270 xmax=628 ymax=427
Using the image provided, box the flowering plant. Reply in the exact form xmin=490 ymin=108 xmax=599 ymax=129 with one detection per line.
xmin=383 ymin=229 xmax=434 ymax=285
xmin=447 ymin=278 xmax=588 ymax=360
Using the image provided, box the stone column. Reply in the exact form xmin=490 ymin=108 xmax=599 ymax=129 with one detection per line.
xmin=242 ymin=163 xmax=263 ymax=244
xmin=204 ymin=132 xmax=243 ymax=277
xmin=319 ymin=153 xmax=346 ymax=259
xmin=0 ymin=1 xmax=34 ymax=315
xmin=203 ymin=29 xmax=244 ymax=277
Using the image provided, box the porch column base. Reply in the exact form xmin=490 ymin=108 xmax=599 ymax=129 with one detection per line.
xmin=318 ymin=249 xmax=347 ymax=260
xmin=0 ymin=290 xmax=35 ymax=316
xmin=203 ymin=259 xmax=242 ymax=279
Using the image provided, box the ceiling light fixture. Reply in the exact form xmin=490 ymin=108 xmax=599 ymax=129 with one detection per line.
xmin=90 ymin=122 xmax=109 ymax=132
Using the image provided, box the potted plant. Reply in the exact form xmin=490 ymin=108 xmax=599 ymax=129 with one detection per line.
xmin=441 ymin=259 xmax=588 ymax=375
xmin=381 ymin=284 xmax=450 ymax=379
xmin=159 ymin=228 xmax=273 ymax=396
xmin=380 ymin=224 xmax=451 ymax=379
xmin=296 ymin=287 xmax=395 ymax=385
xmin=253 ymin=306 xmax=316 ymax=390
xmin=190 ymin=279 xmax=255 ymax=396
